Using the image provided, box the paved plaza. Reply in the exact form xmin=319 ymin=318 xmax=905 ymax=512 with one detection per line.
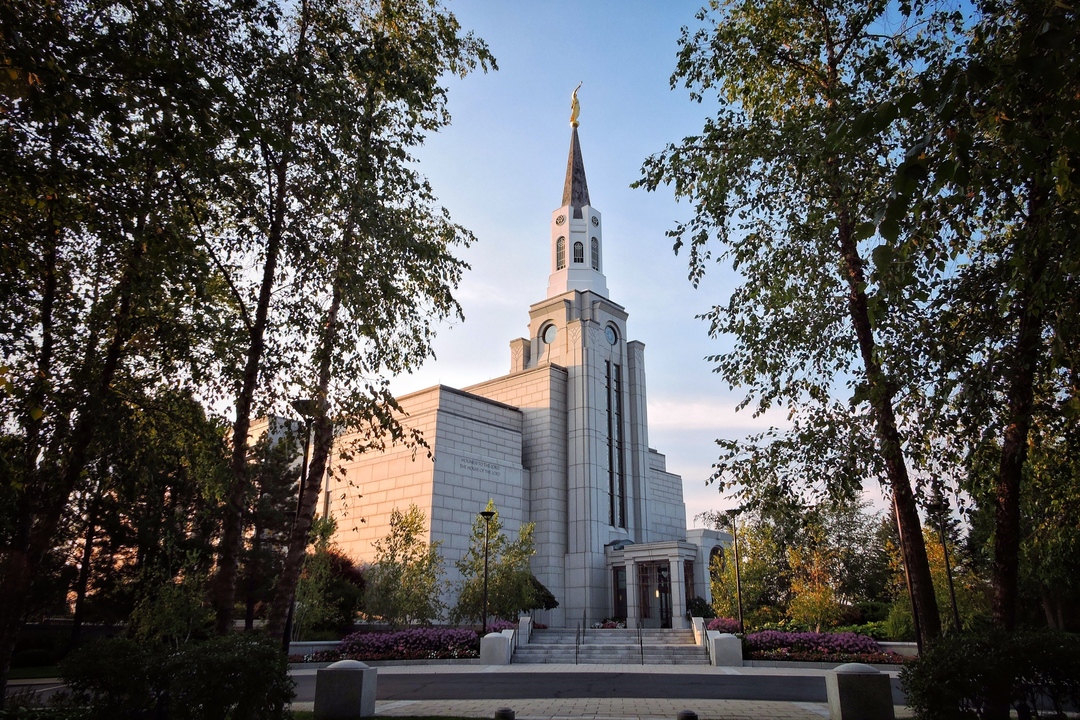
xmin=288 ymin=663 xmax=913 ymax=719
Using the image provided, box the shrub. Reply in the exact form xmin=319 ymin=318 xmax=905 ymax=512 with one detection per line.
xmin=487 ymin=619 xmax=516 ymax=632
xmin=167 ymin=635 xmax=294 ymax=720
xmin=60 ymin=634 xmax=294 ymax=720
xmin=60 ymin=637 xmax=165 ymax=719
xmin=339 ymin=627 xmax=479 ymax=660
xmin=902 ymin=631 xmax=1080 ymax=720
xmin=687 ymin=597 xmax=716 ymax=619
xmin=745 ymin=630 xmax=881 ymax=655
xmin=706 ymin=617 xmax=741 ymax=633
xmin=833 ymin=621 xmax=890 ymax=640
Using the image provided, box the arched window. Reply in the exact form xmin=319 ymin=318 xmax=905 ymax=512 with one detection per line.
xmin=573 ymin=241 xmax=584 ymax=264
xmin=556 ymin=237 xmax=566 ymax=270
xmin=709 ymin=546 xmax=725 ymax=572
xmin=591 ymin=237 xmax=600 ymax=270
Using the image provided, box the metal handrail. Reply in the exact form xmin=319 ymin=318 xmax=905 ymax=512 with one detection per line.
xmin=638 ymin=625 xmax=644 ymax=665
xmin=574 ymin=621 xmax=581 ymax=665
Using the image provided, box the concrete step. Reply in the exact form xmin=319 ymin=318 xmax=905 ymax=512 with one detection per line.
xmin=516 ymin=627 xmax=709 ymax=665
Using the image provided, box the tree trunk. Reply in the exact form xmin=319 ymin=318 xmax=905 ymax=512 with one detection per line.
xmin=212 ymin=153 xmax=287 ymax=634
xmin=835 ymin=209 xmax=942 ymax=648
xmin=0 ymin=242 xmax=140 ymax=705
xmin=265 ymin=286 xmax=342 ymax=641
xmin=211 ymin=0 xmax=310 ymax=634
xmin=67 ymin=488 xmax=101 ymax=653
xmin=991 ymin=187 xmax=1048 ymax=632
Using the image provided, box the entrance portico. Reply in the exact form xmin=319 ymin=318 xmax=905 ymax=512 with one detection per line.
xmin=607 ymin=541 xmax=700 ymax=629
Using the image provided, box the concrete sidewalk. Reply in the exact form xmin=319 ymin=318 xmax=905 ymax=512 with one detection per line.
xmin=289 ymin=663 xmax=913 ymax=719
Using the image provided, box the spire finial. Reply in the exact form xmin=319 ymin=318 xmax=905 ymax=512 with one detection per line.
xmin=570 ymin=82 xmax=583 ymax=127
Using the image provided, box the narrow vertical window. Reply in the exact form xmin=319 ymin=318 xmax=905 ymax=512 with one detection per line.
xmin=573 ymin=241 xmax=584 ymax=264
xmin=556 ymin=237 xmax=566 ymax=270
xmin=607 ymin=361 xmax=626 ymax=528
xmin=591 ymin=237 xmax=600 ymax=270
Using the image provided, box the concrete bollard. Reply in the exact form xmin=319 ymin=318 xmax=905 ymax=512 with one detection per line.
xmin=825 ymin=663 xmax=895 ymax=720
xmin=707 ymin=631 xmax=743 ymax=666
xmin=480 ymin=632 xmax=512 ymax=665
xmin=314 ymin=659 xmax=377 ymax=720
xmin=494 ymin=707 xmax=516 ymax=720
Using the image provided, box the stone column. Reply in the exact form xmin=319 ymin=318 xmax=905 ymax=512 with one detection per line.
xmin=670 ymin=556 xmax=688 ymax=630
xmin=625 ymin=561 xmax=639 ymax=629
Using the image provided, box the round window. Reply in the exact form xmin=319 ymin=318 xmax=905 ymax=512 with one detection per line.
xmin=605 ymin=325 xmax=618 ymax=345
xmin=541 ymin=324 xmax=557 ymax=344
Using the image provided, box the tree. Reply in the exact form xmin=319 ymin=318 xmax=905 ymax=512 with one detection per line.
xmin=881 ymin=0 xmax=1080 ymax=638
xmin=1 ymin=0 xmax=245 ymax=699
xmin=635 ymin=0 xmax=955 ymax=647
xmin=291 ymin=517 xmax=364 ymax=640
xmin=363 ymin=505 xmax=446 ymax=627
xmin=207 ymin=0 xmax=494 ymax=636
xmin=452 ymin=501 xmax=545 ymax=624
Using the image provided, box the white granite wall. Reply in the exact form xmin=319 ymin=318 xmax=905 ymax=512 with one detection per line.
xmin=645 ymin=449 xmax=688 ymax=543
xmin=466 ymin=364 xmax=569 ymax=628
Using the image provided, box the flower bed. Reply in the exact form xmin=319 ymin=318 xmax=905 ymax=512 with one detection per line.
xmin=288 ymin=627 xmax=481 ymax=663
xmin=744 ymin=630 xmax=905 ymax=665
xmin=749 ymin=649 xmax=909 ymax=665
xmin=706 ymin=617 xmax=740 ymax=633
xmin=339 ymin=628 xmax=480 ymax=661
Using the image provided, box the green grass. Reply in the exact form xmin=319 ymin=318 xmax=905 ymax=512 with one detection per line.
xmin=8 ymin=666 xmax=60 ymax=680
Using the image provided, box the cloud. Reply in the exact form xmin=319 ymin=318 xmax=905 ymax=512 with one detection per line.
xmin=647 ymin=398 xmax=792 ymax=434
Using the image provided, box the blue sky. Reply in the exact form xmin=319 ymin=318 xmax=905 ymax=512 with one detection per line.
xmin=389 ymin=0 xmax=786 ymax=525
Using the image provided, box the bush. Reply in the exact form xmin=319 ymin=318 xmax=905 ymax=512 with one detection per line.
xmin=687 ymin=597 xmax=716 ymax=619
xmin=60 ymin=637 xmax=165 ymax=719
xmin=745 ymin=630 xmax=881 ymax=655
xmin=487 ymin=619 xmax=516 ymax=632
xmin=706 ymin=617 xmax=741 ymax=633
xmin=833 ymin=621 xmax=890 ymax=640
xmin=60 ymin=634 xmax=294 ymax=720
xmin=339 ymin=627 xmax=479 ymax=660
xmin=167 ymin=635 xmax=294 ymax=720
xmin=902 ymin=631 xmax=1080 ymax=720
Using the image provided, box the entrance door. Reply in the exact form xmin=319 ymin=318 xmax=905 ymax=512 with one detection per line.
xmin=637 ymin=561 xmax=672 ymax=629
xmin=612 ymin=567 xmax=627 ymax=621
xmin=657 ymin=562 xmax=672 ymax=628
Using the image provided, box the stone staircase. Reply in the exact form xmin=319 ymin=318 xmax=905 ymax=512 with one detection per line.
xmin=513 ymin=627 xmax=710 ymax=665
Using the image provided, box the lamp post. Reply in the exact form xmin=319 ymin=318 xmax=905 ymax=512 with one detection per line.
xmin=282 ymin=398 xmax=316 ymax=652
xmin=727 ymin=512 xmax=745 ymax=636
xmin=480 ymin=510 xmax=495 ymax=635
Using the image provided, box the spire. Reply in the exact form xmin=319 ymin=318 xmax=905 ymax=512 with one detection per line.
xmin=561 ymin=126 xmax=590 ymax=214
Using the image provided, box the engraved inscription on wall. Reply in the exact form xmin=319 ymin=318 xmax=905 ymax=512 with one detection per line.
xmin=457 ymin=456 xmax=503 ymax=480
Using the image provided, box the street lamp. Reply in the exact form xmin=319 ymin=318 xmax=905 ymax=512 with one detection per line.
xmin=726 ymin=512 xmax=745 ymax=636
xmin=480 ymin=510 xmax=495 ymax=635
xmin=283 ymin=398 xmax=316 ymax=652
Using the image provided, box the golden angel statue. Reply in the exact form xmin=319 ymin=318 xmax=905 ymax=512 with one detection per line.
xmin=570 ymin=82 xmax=582 ymax=127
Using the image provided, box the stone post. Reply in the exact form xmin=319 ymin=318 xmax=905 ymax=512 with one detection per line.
xmin=314 ymin=660 xmax=377 ymax=720
xmin=825 ymin=663 xmax=895 ymax=720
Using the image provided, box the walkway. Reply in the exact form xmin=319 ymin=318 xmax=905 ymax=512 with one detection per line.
xmin=288 ymin=663 xmax=913 ymax=719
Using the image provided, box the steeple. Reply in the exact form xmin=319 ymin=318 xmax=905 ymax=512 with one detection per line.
xmin=562 ymin=126 xmax=590 ymax=216
xmin=546 ymin=90 xmax=608 ymax=299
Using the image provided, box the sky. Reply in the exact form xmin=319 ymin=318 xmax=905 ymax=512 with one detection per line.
xmin=387 ymin=0 xmax=788 ymax=526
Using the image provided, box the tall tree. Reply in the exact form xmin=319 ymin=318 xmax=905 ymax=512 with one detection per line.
xmin=636 ymin=0 xmax=955 ymax=647
xmin=0 ymin=0 xmax=244 ymax=700
xmin=209 ymin=0 xmax=493 ymax=634
xmin=883 ymin=0 xmax=1080 ymax=635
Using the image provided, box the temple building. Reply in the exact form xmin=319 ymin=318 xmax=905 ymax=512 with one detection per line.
xmin=327 ymin=107 xmax=727 ymax=629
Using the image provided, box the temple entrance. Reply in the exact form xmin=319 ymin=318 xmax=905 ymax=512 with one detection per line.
xmin=637 ymin=561 xmax=672 ymax=628
xmin=612 ymin=566 xmax=627 ymax=621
